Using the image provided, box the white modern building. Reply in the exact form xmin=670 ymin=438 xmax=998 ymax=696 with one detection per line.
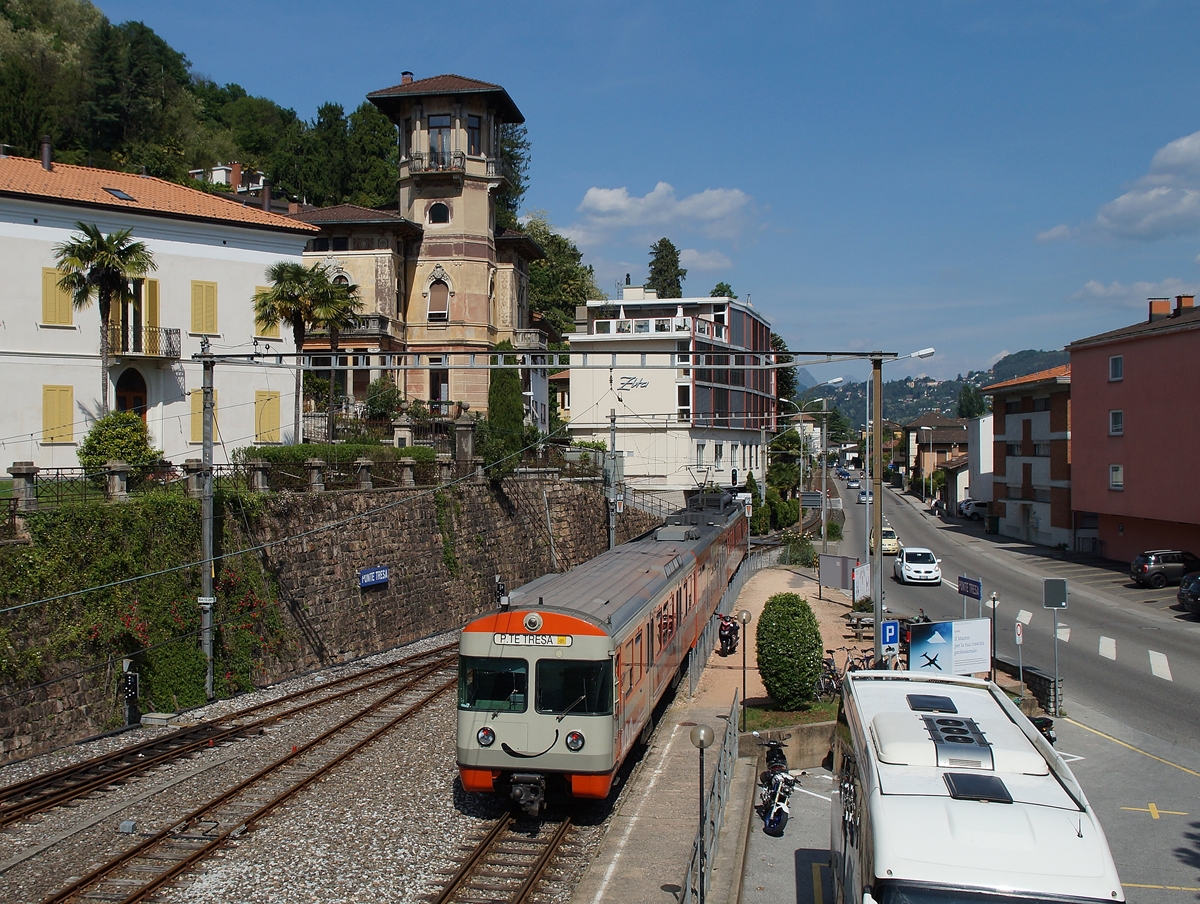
xmin=568 ymin=285 xmax=776 ymax=504
xmin=966 ymin=413 xmax=993 ymax=503
xmin=0 ymin=150 xmax=317 ymax=473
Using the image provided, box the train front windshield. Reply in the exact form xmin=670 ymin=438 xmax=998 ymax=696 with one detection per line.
xmin=536 ymin=660 xmax=613 ymax=716
xmin=459 ymin=656 xmax=528 ymax=712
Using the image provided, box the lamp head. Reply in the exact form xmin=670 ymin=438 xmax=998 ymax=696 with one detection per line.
xmin=826 ymin=376 xmax=844 ymax=386
xmin=915 ymin=347 xmax=935 ymax=359
xmin=690 ymin=724 xmax=715 ymax=749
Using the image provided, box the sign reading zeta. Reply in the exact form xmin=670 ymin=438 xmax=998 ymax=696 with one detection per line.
xmin=358 ymin=566 xmax=389 ymax=589
xmin=957 ymin=576 xmax=982 ymax=601
xmin=1043 ymin=578 xmax=1068 ymax=609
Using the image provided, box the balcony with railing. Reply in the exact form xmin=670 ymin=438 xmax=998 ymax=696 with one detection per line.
xmin=512 ymin=329 xmax=547 ymax=349
xmin=403 ymin=152 xmax=513 ymax=184
xmin=107 ymin=325 xmax=182 ymax=359
xmin=589 ymin=315 xmax=728 ymax=342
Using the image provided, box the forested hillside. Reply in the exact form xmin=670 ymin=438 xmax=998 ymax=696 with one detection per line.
xmin=0 ymin=0 xmax=527 ymax=214
xmin=818 ymin=349 xmax=1069 ymax=428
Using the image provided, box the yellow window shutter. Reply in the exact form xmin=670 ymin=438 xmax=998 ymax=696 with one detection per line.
xmin=255 ymin=287 xmax=280 ymax=338
xmin=42 ymin=385 xmax=74 ymax=442
xmin=191 ymin=282 xmax=205 ymax=333
xmin=42 ymin=269 xmax=72 ymax=325
xmin=256 ymin=390 xmax=280 ymax=443
xmin=191 ymin=388 xmax=217 ymax=443
xmin=145 ymin=279 xmax=159 ymax=328
xmin=205 ymin=282 xmax=217 ymax=333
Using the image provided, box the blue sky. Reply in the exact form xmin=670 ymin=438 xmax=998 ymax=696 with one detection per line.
xmin=99 ymin=0 xmax=1200 ymax=381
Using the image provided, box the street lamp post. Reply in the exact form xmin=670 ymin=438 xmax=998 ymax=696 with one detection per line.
xmin=690 ymin=724 xmax=716 ymax=904
xmin=739 ymin=609 xmax=752 ymax=731
xmin=780 ymin=378 xmax=843 ymax=543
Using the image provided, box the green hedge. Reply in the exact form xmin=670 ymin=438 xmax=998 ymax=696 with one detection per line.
xmin=232 ymin=443 xmax=436 ymax=465
xmin=755 ymin=592 xmax=823 ymax=710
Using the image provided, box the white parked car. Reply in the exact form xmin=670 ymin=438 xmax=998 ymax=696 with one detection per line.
xmin=893 ymin=547 xmax=942 ymax=585
xmin=961 ymin=500 xmax=988 ymax=520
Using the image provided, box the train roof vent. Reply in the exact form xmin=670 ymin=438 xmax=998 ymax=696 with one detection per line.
xmin=656 ymin=525 xmax=699 ymax=541
xmin=943 ymin=772 xmax=1013 ymax=804
xmin=922 ymin=715 xmax=994 ymax=771
xmin=907 ymin=694 xmax=957 ymax=713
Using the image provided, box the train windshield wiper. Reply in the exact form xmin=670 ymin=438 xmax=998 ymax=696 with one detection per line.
xmin=557 ymin=694 xmax=587 ymax=722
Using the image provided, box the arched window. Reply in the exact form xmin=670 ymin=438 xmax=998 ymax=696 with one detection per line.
xmin=116 ymin=368 xmax=148 ymax=420
xmin=429 ymin=202 xmax=449 ymax=224
xmin=429 ymin=280 xmax=449 ymax=321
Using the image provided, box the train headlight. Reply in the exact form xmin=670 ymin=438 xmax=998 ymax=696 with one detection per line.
xmin=565 ymin=731 xmax=586 ymax=752
xmin=477 ymin=727 xmax=496 ymax=747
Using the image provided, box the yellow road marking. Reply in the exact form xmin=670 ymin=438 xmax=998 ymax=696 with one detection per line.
xmin=812 ymin=862 xmax=825 ymax=904
xmin=1064 ymin=718 xmax=1200 ymax=779
xmin=1120 ymin=802 xmax=1187 ymax=819
xmin=1123 ymin=883 xmax=1200 ymax=891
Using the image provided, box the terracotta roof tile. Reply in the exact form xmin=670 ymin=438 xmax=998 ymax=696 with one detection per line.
xmin=290 ymin=204 xmax=420 ymax=230
xmin=0 ymin=155 xmax=317 ymax=234
xmin=1068 ymin=306 xmax=1200 ymax=349
xmin=982 ymin=364 xmax=1070 ymax=394
xmin=367 ymin=73 xmax=523 ymax=123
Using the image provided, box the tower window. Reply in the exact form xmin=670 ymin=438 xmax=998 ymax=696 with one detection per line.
xmin=428 ymin=114 xmax=451 ymax=167
xmin=467 ymin=115 xmax=481 ymax=155
xmin=429 ymin=280 xmax=449 ymax=321
xmin=429 ymin=202 xmax=450 ymax=224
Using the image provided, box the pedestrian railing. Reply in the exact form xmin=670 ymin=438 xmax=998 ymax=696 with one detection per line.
xmin=681 ymin=691 xmax=741 ymax=904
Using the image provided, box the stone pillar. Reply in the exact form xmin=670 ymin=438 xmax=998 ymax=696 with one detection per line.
xmin=437 ymin=454 xmax=453 ymax=484
xmin=6 ymin=461 xmax=38 ymax=512
xmin=105 ymin=460 xmax=130 ymax=503
xmin=306 ymin=458 xmax=326 ymax=493
xmin=182 ymin=459 xmax=205 ymax=499
xmin=399 ymin=457 xmax=415 ymax=487
xmin=393 ymin=410 xmax=414 ymax=449
xmin=471 ymin=456 xmax=486 ymax=482
xmin=455 ymin=403 xmax=475 ymax=461
xmin=354 ymin=458 xmax=373 ymax=490
xmin=248 ymin=459 xmax=270 ymax=493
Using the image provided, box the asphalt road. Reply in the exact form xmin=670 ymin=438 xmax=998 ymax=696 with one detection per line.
xmin=821 ymin=478 xmax=1200 ymax=904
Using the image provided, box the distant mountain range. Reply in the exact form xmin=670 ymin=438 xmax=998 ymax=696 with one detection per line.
xmin=804 ymin=349 xmax=1068 ymax=429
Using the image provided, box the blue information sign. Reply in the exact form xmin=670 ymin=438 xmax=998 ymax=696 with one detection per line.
xmin=957 ymin=576 xmax=982 ymax=600
xmin=358 ymin=566 xmax=389 ymax=588
xmin=881 ymin=620 xmax=899 ymax=646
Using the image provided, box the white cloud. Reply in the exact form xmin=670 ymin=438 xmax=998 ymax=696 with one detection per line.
xmin=572 ymin=181 xmax=753 ymax=242
xmin=1037 ymin=224 xmax=1072 ymax=242
xmin=1093 ymin=130 xmax=1200 ymax=239
xmin=679 ymin=248 xmax=732 ymax=271
xmin=987 ymin=349 xmax=1011 ymax=367
xmin=1071 ymin=277 xmax=1194 ymax=307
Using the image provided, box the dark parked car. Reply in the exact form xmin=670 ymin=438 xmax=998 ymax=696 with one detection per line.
xmin=1178 ymin=573 xmax=1200 ymax=615
xmin=1130 ymin=550 xmax=1200 ymax=589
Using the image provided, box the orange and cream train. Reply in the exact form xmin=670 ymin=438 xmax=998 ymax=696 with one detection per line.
xmin=456 ymin=492 xmax=747 ymax=814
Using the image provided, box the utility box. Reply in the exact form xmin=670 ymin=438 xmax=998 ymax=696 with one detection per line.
xmin=985 ymin=515 xmax=1000 ymax=535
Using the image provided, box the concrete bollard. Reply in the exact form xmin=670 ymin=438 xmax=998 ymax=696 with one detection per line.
xmin=105 ymin=460 xmax=131 ymax=502
xmin=437 ymin=454 xmax=452 ymax=484
xmin=399 ymin=458 xmax=415 ymax=487
xmin=247 ymin=459 xmax=270 ymax=493
xmin=354 ymin=458 xmax=373 ymax=490
xmin=306 ymin=458 xmax=326 ymax=493
xmin=6 ymin=461 xmax=39 ymax=512
xmin=182 ymin=459 xmax=205 ymax=499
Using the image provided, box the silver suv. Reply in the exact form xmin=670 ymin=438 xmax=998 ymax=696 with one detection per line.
xmin=1130 ymin=550 xmax=1200 ymax=589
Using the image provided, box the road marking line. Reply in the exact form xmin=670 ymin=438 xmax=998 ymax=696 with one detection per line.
xmin=1056 ymin=625 xmax=1070 ymax=642
xmin=1016 ymin=609 xmax=1033 ymax=625
xmin=1099 ymin=636 xmax=1116 ymax=659
xmin=1064 ymin=718 xmax=1200 ymax=779
xmin=1057 ymin=751 xmax=1084 ymax=762
xmin=795 ymin=786 xmax=832 ymax=802
xmin=1121 ymin=802 xmax=1187 ymax=819
xmin=812 ymin=862 xmax=825 ymax=904
xmin=1123 ymin=883 xmax=1200 ymax=891
xmin=1149 ymin=650 xmax=1173 ymax=681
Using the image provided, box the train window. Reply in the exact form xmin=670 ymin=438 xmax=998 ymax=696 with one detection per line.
xmin=634 ymin=632 xmax=643 ymax=681
xmin=623 ymin=640 xmax=635 ymax=696
xmin=535 ymin=659 xmax=613 ymax=716
xmin=458 ymin=656 xmax=528 ymax=712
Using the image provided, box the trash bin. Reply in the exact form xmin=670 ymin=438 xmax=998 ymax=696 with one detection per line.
xmin=985 ymin=515 xmax=1000 ymax=535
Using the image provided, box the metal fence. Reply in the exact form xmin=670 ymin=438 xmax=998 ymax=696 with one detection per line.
xmin=680 ymin=691 xmax=741 ymax=904
xmin=30 ymin=465 xmax=188 ymax=509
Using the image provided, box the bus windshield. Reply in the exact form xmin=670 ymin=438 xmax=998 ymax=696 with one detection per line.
xmin=876 ymin=883 xmax=1111 ymax=904
xmin=536 ymin=659 xmax=614 ymax=716
xmin=458 ymin=656 xmax=528 ymax=711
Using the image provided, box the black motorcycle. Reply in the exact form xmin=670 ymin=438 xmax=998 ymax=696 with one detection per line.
xmin=1031 ymin=716 xmax=1056 ymax=746
xmin=753 ymin=731 xmax=797 ymax=836
xmin=718 ymin=615 xmax=739 ymax=656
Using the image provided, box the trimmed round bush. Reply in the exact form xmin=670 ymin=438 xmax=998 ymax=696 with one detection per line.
xmin=77 ymin=411 xmax=163 ymax=473
xmin=755 ymin=592 xmax=823 ymax=710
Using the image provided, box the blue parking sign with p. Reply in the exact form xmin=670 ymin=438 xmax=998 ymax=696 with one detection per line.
xmin=881 ymin=620 xmax=899 ymax=646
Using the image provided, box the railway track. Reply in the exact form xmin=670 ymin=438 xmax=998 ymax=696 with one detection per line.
xmin=42 ymin=658 xmax=457 ymax=904
xmin=431 ymin=814 xmax=575 ymax=904
xmin=0 ymin=643 xmax=455 ymax=830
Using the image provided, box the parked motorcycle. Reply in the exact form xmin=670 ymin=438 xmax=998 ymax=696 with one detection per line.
xmin=718 ymin=615 xmax=739 ymax=656
xmin=753 ymin=731 xmax=797 ymax=836
xmin=1031 ymin=716 xmax=1057 ymax=746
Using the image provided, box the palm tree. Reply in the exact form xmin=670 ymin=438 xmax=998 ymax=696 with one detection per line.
xmin=311 ymin=274 xmax=362 ymax=442
xmin=54 ymin=223 xmax=157 ymax=415
xmin=252 ymin=262 xmax=361 ymax=443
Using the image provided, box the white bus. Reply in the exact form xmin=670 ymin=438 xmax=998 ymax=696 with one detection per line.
xmin=831 ymin=672 xmax=1123 ymax=904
